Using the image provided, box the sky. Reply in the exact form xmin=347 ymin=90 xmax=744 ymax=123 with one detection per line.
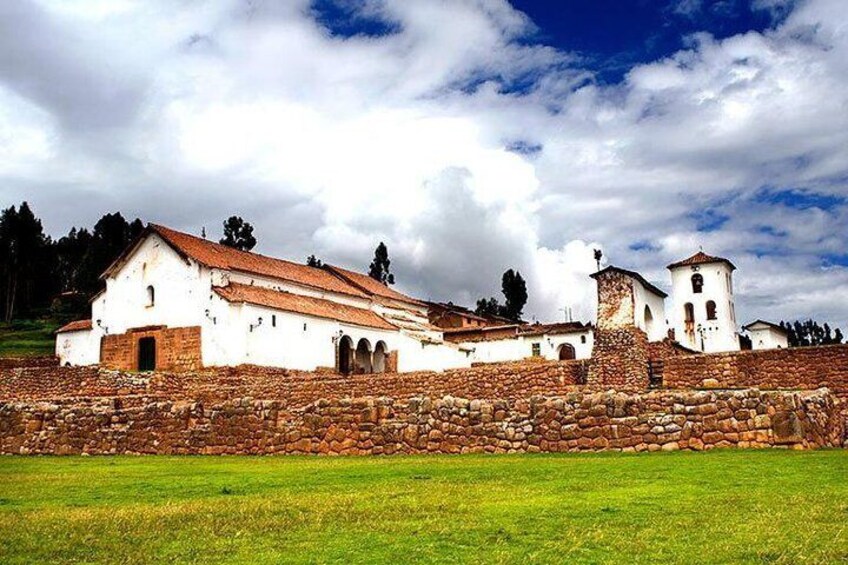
xmin=1 ymin=0 xmax=847 ymax=329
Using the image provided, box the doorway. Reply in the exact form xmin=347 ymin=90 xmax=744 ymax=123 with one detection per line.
xmin=138 ymin=337 xmax=156 ymax=371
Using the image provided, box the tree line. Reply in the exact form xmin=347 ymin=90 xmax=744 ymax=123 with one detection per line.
xmin=0 ymin=203 xmax=417 ymax=322
xmin=779 ymin=320 xmax=844 ymax=347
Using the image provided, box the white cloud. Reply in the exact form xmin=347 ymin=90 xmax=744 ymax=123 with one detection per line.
xmin=1 ymin=0 xmax=847 ymax=329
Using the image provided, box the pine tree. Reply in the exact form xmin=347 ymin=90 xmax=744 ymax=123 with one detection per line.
xmin=501 ymin=269 xmax=528 ymax=322
xmin=220 ymin=216 xmax=257 ymax=251
xmin=368 ymin=242 xmax=394 ymax=285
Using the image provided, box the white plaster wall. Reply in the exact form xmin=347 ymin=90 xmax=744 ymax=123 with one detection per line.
xmin=458 ymin=330 xmax=593 ymax=364
xmin=100 ymin=234 xmax=208 ymax=335
xmin=749 ymin=327 xmax=789 ymax=350
xmin=543 ymin=331 xmax=594 ymax=360
xmin=397 ymin=337 xmax=471 ymax=373
xmin=55 ymin=329 xmax=101 ymax=366
xmin=670 ymin=263 xmax=738 ymax=353
xmin=632 ymin=282 xmax=667 ymax=342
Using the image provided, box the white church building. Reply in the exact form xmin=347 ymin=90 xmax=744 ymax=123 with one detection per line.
xmin=56 ymin=224 xmax=783 ymax=372
xmin=55 ymin=224 xmax=473 ymax=373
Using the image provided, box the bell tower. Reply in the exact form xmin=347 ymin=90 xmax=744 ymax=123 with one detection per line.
xmin=668 ymin=251 xmax=739 ymax=353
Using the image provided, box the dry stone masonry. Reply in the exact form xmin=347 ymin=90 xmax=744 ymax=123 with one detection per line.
xmin=1 ymin=345 xmax=846 ymax=455
xmin=1 ymin=388 xmax=840 ymax=456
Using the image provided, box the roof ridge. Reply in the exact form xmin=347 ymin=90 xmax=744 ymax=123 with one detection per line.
xmin=150 ymin=223 xmax=327 ymax=273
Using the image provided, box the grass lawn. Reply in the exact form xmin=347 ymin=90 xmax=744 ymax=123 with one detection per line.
xmin=0 ymin=319 xmax=58 ymax=357
xmin=0 ymin=451 xmax=846 ymax=564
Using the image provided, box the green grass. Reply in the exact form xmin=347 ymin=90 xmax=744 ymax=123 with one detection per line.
xmin=0 ymin=319 xmax=58 ymax=357
xmin=0 ymin=451 xmax=846 ymax=564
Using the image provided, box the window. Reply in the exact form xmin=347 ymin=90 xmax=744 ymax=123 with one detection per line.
xmin=272 ymin=315 xmax=276 ymax=328
xmin=691 ymin=274 xmax=704 ymax=294
xmin=531 ymin=343 xmax=541 ymax=357
xmin=146 ymin=285 xmax=155 ymax=307
xmin=706 ymin=300 xmax=717 ymax=320
xmin=684 ymin=303 xmax=695 ymax=323
xmin=580 ymin=335 xmax=587 ymax=344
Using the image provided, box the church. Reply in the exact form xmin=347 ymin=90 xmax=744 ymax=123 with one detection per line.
xmin=55 ymin=224 xmax=781 ymax=372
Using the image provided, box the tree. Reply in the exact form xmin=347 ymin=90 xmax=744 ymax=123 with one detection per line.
xmin=475 ymin=297 xmax=502 ymax=318
xmin=69 ymin=212 xmax=143 ymax=296
xmin=0 ymin=202 xmax=52 ymax=321
xmin=780 ymin=319 xmax=844 ymax=347
xmin=306 ymin=255 xmax=323 ymax=268
xmin=220 ymin=216 xmax=256 ymax=251
xmin=501 ymin=269 xmax=527 ymax=322
xmin=368 ymin=242 xmax=394 ymax=285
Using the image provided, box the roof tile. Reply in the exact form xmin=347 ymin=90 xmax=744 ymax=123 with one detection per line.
xmin=213 ymin=283 xmax=396 ymax=331
xmin=149 ymin=225 xmax=369 ymax=298
xmin=55 ymin=319 xmax=92 ymax=334
xmin=667 ymin=251 xmax=736 ymax=271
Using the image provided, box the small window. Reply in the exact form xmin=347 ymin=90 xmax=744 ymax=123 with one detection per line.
xmin=146 ymin=285 xmax=155 ymax=307
xmin=706 ymin=300 xmax=717 ymax=320
xmin=684 ymin=303 xmax=695 ymax=323
xmin=580 ymin=335 xmax=587 ymax=344
xmin=272 ymin=315 xmax=276 ymax=328
xmin=303 ymin=323 xmax=307 ymax=331
xmin=691 ymin=274 xmax=704 ymax=294
xmin=531 ymin=343 xmax=541 ymax=357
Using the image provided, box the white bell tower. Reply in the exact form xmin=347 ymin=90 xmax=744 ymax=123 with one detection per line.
xmin=668 ymin=251 xmax=739 ymax=353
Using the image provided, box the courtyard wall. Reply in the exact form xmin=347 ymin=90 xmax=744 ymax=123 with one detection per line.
xmin=1 ymin=388 xmax=840 ymax=455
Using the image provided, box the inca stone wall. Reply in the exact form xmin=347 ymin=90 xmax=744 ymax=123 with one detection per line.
xmin=100 ymin=326 xmax=202 ymax=372
xmin=0 ymin=359 xmax=588 ymax=407
xmin=1 ymin=388 xmax=840 ymax=456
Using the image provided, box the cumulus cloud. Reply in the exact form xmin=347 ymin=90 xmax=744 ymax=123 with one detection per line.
xmin=1 ymin=0 xmax=847 ymax=328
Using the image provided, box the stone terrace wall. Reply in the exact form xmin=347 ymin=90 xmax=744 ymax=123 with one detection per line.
xmin=663 ymin=344 xmax=848 ymax=396
xmin=0 ymin=359 xmax=588 ymax=407
xmin=0 ymin=356 xmax=58 ymax=370
xmin=1 ymin=388 xmax=841 ymax=455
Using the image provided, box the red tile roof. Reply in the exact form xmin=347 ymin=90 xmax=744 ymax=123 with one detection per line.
xmin=55 ymin=319 xmax=92 ymax=334
xmin=443 ymin=321 xmax=592 ymax=342
xmin=742 ymin=320 xmax=788 ymax=334
xmin=322 ymin=264 xmax=425 ymax=307
xmin=104 ymin=224 xmax=370 ymax=298
xmin=667 ymin=251 xmax=736 ymax=271
xmin=590 ymin=266 xmax=668 ymax=298
xmin=213 ymin=283 xmax=397 ymax=331
xmin=518 ymin=322 xmax=592 ymax=337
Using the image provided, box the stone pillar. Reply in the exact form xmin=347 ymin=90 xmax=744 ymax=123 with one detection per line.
xmin=588 ymin=267 xmax=649 ymax=389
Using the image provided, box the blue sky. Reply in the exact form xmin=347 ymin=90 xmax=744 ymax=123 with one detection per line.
xmin=1 ymin=0 xmax=846 ymax=328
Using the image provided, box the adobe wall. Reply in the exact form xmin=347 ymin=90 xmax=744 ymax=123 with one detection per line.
xmin=1 ymin=388 xmax=840 ymax=455
xmin=100 ymin=326 xmax=202 ymax=372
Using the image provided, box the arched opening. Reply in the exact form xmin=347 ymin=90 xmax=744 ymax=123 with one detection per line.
xmin=373 ymin=341 xmax=388 ymax=373
xmin=138 ymin=337 xmax=156 ymax=371
xmin=706 ymin=300 xmax=717 ymax=320
xmin=684 ymin=303 xmax=695 ymax=337
xmin=644 ymin=305 xmax=654 ymax=336
xmin=558 ymin=343 xmax=576 ymax=360
xmin=691 ymin=274 xmax=703 ymax=294
xmin=337 ymin=335 xmax=354 ymax=375
xmin=146 ymin=285 xmax=155 ymax=307
xmin=355 ymin=338 xmax=372 ymax=374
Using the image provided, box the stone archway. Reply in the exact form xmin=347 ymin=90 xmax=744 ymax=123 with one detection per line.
xmin=644 ymin=305 xmax=654 ymax=337
xmin=373 ymin=341 xmax=388 ymax=373
xmin=338 ymin=335 xmax=354 ymax=375
xmin=558 ymin=343 xmax=576 ymax=360
xmin=355 ymin=338 xmax=372 ymax=374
